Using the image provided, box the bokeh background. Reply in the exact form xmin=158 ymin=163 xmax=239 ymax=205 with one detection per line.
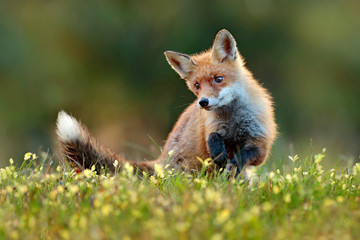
xmin=1 ymin=1 xmax=359 ymax=168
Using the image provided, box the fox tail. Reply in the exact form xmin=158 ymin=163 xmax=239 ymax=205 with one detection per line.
xmin=56 ymin=111 xmax=157 ymax=174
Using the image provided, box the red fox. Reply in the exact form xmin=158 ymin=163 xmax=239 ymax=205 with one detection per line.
xmin=56 ymin=29 xmax=277 ymax=178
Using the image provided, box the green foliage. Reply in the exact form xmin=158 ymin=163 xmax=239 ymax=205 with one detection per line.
xmin=0 ymin=151 xmax=359 ymax=239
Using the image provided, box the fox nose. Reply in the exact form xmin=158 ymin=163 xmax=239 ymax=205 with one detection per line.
xmin=199 ymin=98 xmax=209 ymax=107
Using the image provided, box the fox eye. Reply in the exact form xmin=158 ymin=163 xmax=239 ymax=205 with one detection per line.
xmin=214 ymin=76 xmax=224 ymax=83
xmin=194 ymin=82 xmax=200 ymax=90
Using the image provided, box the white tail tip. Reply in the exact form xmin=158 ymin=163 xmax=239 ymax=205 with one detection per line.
xmin=56 ymin=111 xmax=82 ymax=142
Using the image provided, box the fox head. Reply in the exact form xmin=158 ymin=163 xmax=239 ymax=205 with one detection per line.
xmin=165 ymin=29 xmax=248 ymax=110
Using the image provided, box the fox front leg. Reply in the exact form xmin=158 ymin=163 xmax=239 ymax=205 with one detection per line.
xmin=207 ymin=132 xmax=228 ymax=168
xmin=231 ymin=147 xmax=260 ymax=176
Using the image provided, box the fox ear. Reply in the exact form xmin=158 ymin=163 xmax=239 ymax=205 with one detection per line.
xmin=212 ymin=29 xmax=238 ymax=63
xmin=164 ymin=51 xmax=196 ymax=79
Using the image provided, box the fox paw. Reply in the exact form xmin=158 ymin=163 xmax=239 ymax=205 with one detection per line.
xmin=208 ymin=132 xmax=228 ymax=168
xmin=213 ymin=152 xmax=228 ymax=168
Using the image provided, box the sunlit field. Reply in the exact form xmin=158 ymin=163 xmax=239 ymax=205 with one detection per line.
xmin=0 ymin=151 xmax=359 ymax=240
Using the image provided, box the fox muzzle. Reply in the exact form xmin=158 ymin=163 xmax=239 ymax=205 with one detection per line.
xmin=199 ymin=98 xmax=209 ymax=108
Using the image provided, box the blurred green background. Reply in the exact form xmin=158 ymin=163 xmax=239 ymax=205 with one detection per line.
xmin=1 ymin=1 xmax=359 ymax=167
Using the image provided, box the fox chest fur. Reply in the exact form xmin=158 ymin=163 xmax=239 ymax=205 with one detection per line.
xmin=202 ymin=98 xmax=266 ymax=155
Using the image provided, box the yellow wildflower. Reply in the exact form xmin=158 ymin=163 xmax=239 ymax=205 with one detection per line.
xmin=93 ymin=198 xmax=101 ymax=208
xmin=273 ymin=185 xmax=280 ymax=195
xmin=150 ymin=176 xmax=158 ymax=184
xmin=70 ymin=185 xmax=79 ymax=194
xmin=262 ymin=201 xmax=273 ymax=212
xmin=6 ymin=186 xmax=13 ymax=193
xmin=49 ymin=190 xmax=58 ymax=200
xmin=284 ymin=193 xmax=291 ymax=203
xmin=57 ymin=185 xmax=65 ymax=193
xmin=18 ymin=185 xmax=28 ymax=194
xmin=215 ymin=209 xmax=230 ymax=224
xmin=124 ymin=162 xmax=134 ymax=175
xmin=154 ymin=164 xmax=164 ymax=178
xmin=285 ymin=174 xmax=292 ymax=181
xmin=113 ymin=159 xmax=119 ymax=168
xmin=101 ymin=204 xmax=113 ymax=216
xmin=205 ymin=188 xmax=220 ymax=204
xmin=10 ymin=231 xmax=19 ymax=240
xmin=24 ymin=152 xmax=32 ymax=161
xmin=168 ymin=150 xmax=175 ymax=157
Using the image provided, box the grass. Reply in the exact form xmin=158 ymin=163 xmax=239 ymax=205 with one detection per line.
xmin=0 ymin=150 xmax=359 ymax=240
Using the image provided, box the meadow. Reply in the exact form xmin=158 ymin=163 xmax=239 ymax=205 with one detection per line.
xmin=0 ymin=150 xmax=359 ymax=240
